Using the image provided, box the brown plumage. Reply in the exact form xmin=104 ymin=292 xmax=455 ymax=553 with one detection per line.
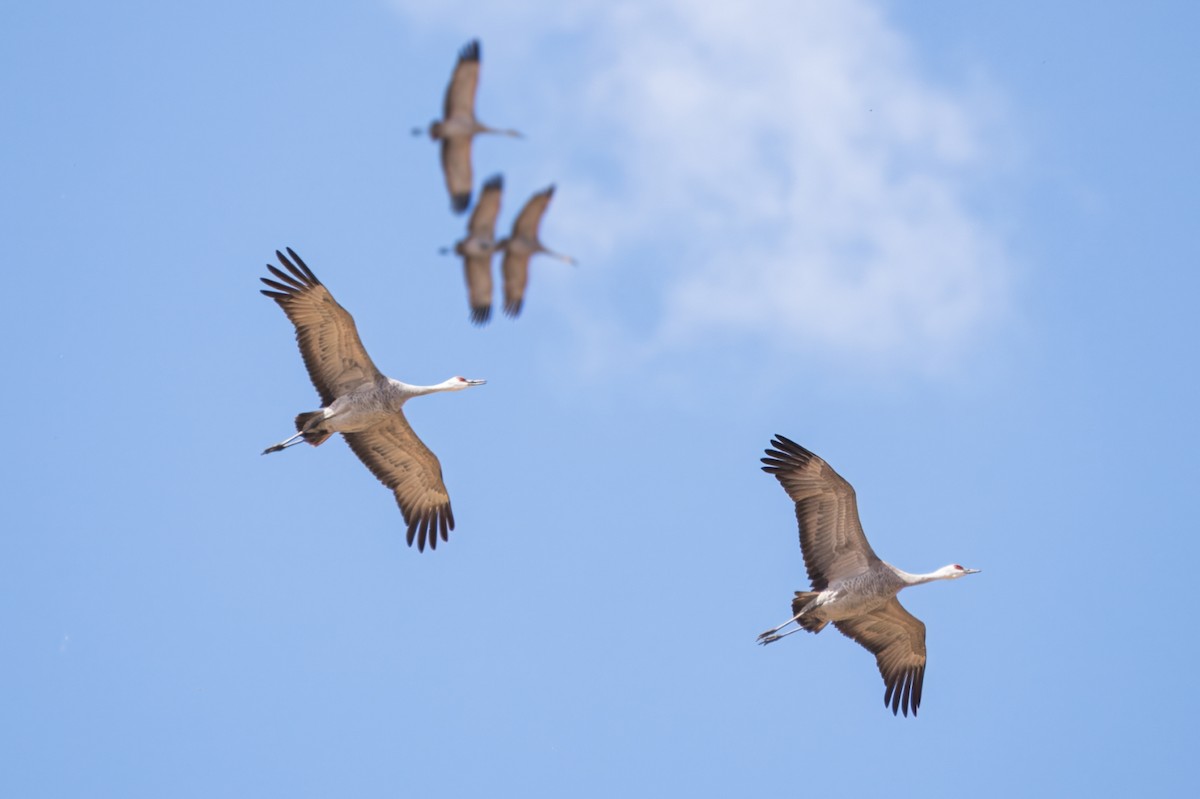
xmin=834 ymin=599 xmax=928 ymax=717
xmin=260 ymin=248 xmax=486 ymax=551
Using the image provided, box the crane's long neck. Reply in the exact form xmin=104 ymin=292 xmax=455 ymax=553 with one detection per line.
xmin=476 ymin=122 xmax=522 ymax=138
xmin=390 ymin=379 xmax=459 ymax=398
xmin=538 ymin=245 xmax=577 ymax=265
xmin=893 ymin=566 xmax=956 ymax=588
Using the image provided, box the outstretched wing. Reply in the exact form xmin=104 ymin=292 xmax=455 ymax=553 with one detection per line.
xmin=761 ymin=435 xmax=881 ymax=589
xmin=443 ymin=39 xmax=480 ymax=121
xmin=342 ymin=417 xmax=455 ymax=552
xmin=259 ymin=248 xmax=382 ymax=407
xmin=464 ymin=253 xmax=493 ymax=325
xmin=500 ymin=246 xmax=530 ymax=318
xmin=468 ymin=174 xmax=503 ymax=238
xmin=834 ymin=598 xmax=927 ymax=717
xmin=512 ymin=184 xmax=554 ymax=239
xmin=441 ymin=137 xmax=474 ymax=213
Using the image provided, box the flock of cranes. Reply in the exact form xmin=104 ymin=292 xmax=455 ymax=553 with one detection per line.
xmin=441 ymin=177 xmax=576 ymax=324
xmin=418 ymin=39 xmax=574 ymax=325
xmin=259 ymin=39 xmax=979 ymax=717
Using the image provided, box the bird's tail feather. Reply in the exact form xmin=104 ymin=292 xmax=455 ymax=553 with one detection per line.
xmin=294 ymin=411 xmax=332 ymax=447
xmin=791 ymin=591 xmax=828 ymax=633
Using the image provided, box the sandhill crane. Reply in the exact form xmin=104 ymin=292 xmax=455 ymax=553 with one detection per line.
xmin=498 ymin=184 xmax=575 ymax=318
xmin=259 ymin=248 xmax=486 ymax=552
xmin=756 ymin=435 xmax=979 ymax=717
xmin=413 ymin=39 xmax=521 ymax=213
xmin=440 ymin=173 xmax=503 ymax=325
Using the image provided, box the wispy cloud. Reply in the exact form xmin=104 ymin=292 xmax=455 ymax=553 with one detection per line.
xmin=393 ymin=0 xmax=1014 ymax=378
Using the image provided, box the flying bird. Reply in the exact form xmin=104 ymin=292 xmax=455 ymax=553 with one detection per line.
xmin=259 ymin=248 xmax=486 ymax=552
xmin=498 ymin=184 xmax=576 ymax=318
xmin=413 ymin=39 xmax=521 ymax=213
xmin=441 ymin=173 xmax=503 ymax=325
xmin=757 ymin=435 xmax=979 ymax=717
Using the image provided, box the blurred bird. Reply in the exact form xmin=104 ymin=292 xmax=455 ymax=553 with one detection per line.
xmin=259 ymin=248 xmax=486 ymax=552
xmin=498 ymin=184 xmax=576 ymax=318
xmin=757 ymin=435 xmax=980 ymax=717
xmin=440 ymin=173 xmax=504 ymax=325
xmin=413 ymin=39 xmax=521 ymax=213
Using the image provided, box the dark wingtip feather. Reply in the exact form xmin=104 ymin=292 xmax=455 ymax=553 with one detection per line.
xmin=913 ymin=665 xmax=925 ymax=711
xmin=459 ymin=39 xmax=480 ymax=63
xmin=268 ymin=247 xmax=321 ymax=290
xmin=482 ymin=174 xmax=503 ymax=192
xmin=503 ymin=300 xmax=523 ymax=319
xmin=882 ymin=667 xmax=922 ymax=718
xmin=763 ymin=436 xmax=819 ymax=472
xmin=260 ymin=278 xmax=294 ymax=294
xmin=403 ymin=507 xmax=453 ymax=552
xmin=470 ymin=305 xmax=491 ymax=326
xmin=284 ymin=247 xmax=320 ymax=284
xmin=451 ymin=192 xmax=471 ymax=213
xmin=266 ymin=262 xmax=305 ymax=289
xmin=769 ymin=434 xmax=808 ymax=456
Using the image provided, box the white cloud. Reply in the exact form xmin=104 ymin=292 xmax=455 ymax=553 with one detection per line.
xmin=393 ymin=0 xmax=1014 ymax=377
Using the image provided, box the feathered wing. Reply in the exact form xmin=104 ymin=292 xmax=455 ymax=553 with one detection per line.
xmin=761 ymin=435 xmax=881 ymax=589
xmin=441 ymin=137 xmax=473 ymax=213
xmin=342 ymin=417 xmax=455 ymax=552
xmin=465 ymin=254 xmax=493 ymax=325
xmin=469 ymin=174 xmax=503 ymax=238
xmin=834 ymin=598 xmax=927 ymax=717
xmin=512 ymin=185 xmax=554 ymax=239
xmin=259 ymin=248 xmax=382 ymax=407
xmin=500 ymin=247 xmax=530 ymax=318
xmin=443 ymin=39 xmax=480 ymax=121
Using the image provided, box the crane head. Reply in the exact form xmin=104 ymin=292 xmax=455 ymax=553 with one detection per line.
xmin=447 ymin=376 xmax=487 ymax=390
xmin=943 ymin=564 xmax=981 ymax=579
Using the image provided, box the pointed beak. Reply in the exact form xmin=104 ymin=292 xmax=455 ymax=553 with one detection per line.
xmin=963 ymin=568 xmax=981 ymax=575
xmin=466 ymin=378 xmax=487 ymax=386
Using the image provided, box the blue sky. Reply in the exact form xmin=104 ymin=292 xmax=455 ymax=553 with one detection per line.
xmin=3 ymin=0 xmax=1197 ymax=795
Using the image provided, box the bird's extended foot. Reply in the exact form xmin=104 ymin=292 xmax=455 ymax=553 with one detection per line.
xmin=757 ymin=632 xmax=782 ymax=645
xmin=262 ymin=430 xmax=305 ymax=455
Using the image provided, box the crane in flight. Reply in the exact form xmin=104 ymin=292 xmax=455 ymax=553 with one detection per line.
xmin=499 ymin=184 xmax=575 ymax=318
xmin=442 ymin=173 xmax=504 ymax=325
xmin=414 ymin=39 xmax=521 ymax=213
xmin=259 ymin=248 xmax=486 ymax=552
xmin=757 ymin=435 xmax=979 ymax=716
